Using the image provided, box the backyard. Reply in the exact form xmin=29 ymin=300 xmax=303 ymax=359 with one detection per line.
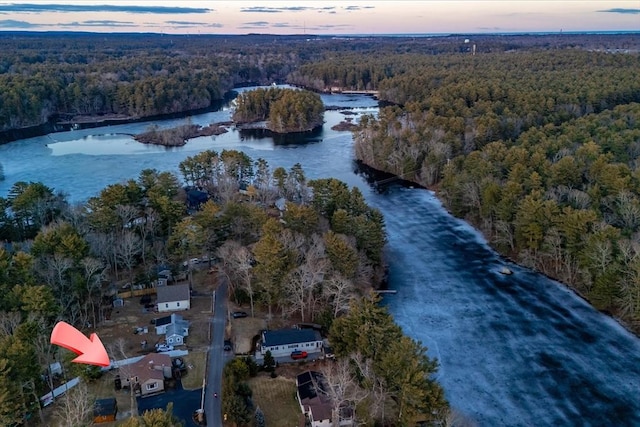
xmin=247 ymin=374 xmax=301 ymax=427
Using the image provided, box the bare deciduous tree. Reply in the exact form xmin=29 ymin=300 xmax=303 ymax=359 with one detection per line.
xmin=493 ymin=220 xmax=515 ymax=251
xmin=320 ymin=356 xmax=367 ymax=426
xmin=324 ymin=275 xmax=355 ymax=318
xmin=136 ymin=207 xmax=160 ymax=268
xmin=54 ymin=380 xmax=93 ymax=427
xmin=116 ymin=231 xmax=142 ymax=286
xmin=349 ymin=352 xmax=395 ymax=424
xmin=107 ymin=337 xmax=138 ymax=417
xmin=42 ymin=254 xmax=75 ymax=315
xmin=284 ymin=236 xmax=328 ymax=321
xmin=81 ymin=257 xmax=106 ymax=329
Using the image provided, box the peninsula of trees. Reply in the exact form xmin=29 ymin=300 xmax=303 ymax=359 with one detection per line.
xmin=232 ymin=87 xmax=324 ymax=133
xmin=134 ymin=122 xmax=229 ymax=146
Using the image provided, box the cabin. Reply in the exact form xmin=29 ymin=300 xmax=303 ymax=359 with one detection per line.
xmin=258 ymin=328 xmax=323 ymax=359
xmin=93 ymin=398 xmax=117 ymax=423
xmin=156 ymin=284 xmax=190 ymax=312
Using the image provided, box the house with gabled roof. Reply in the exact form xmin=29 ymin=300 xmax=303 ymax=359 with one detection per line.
xmin=122 ymin=353 xmax=172 ymax=397
xmin=154 ymin=313 xmax=190 ymax=346
xmin=154 ymin=313 xmax=189 ymax=335
xmin=258 ymin=328 xmax=323 ymax=358
xmin=296 ymin=371 xmax=353 ymax=427
xmin=165 ymin=322 xmax=188 ymax=345
xmin=156 ymin=284 xmax=190 ymax=312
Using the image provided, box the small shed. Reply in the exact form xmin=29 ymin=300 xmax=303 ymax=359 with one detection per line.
xmin=93 ymin=398 xmax=117 ymax=423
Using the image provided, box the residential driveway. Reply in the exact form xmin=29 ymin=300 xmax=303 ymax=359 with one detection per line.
xmin=273 ymin=352 xmax=322 ymax=365
xmin=136 ymin=382 xmax=203 ymax=426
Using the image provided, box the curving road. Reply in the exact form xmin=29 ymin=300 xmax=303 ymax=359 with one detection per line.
xmin=205 ymin=279 xmax=228 ymax=427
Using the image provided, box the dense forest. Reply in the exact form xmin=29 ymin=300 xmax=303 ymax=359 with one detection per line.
xmin=1 ymin=31 xmax=638 ymax=142
xmin=291 ymin=47 xmax=640 ymax=331
xmin=232 ymin=87 xmax=324 ymax=133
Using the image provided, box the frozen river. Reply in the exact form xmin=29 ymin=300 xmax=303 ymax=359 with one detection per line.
xmin=1 ymin=90 xmax=639 ymax=425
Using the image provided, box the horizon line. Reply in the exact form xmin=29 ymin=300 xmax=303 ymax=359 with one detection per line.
xmin=0 ymin=29 xmax=639 ymax=37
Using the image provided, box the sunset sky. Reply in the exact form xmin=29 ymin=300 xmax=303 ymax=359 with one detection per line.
xmin=0 ymin=1 xmax=638 ymax=35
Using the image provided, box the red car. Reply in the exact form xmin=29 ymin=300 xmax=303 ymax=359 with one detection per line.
xmin=291 ymin=350 xmax=308 ymax=360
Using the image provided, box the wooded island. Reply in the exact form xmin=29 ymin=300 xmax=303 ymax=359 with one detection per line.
xmin=232 ymin=87 xmax=324 ymax=133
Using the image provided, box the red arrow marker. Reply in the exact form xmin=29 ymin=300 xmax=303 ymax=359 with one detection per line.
xmin=50 ymin=321 xmax=110 ymax=367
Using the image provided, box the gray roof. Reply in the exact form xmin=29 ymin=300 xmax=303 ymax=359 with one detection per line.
xmin=166 ymin=321 xmax=189 ymax=336
xmin=156 ymin=313 xmax=185 ymax=328
xmin=263 ymin=329 xmax=321 ymax=347
xmin=296 ymin=371 xmax=332 ymax=422
xmin=156 ymin=284 xmax=190 ymax=304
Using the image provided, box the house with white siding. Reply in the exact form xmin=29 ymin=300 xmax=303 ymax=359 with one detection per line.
xmin=156 ymin=284 xmax=190 ymax=313
xmin=154 ymin=313 xmax=189 ymax=346
xmin=258 ymin=328 xmax=323 ymax=358
xmin=154 ymin=313 xmax=189 ymax=335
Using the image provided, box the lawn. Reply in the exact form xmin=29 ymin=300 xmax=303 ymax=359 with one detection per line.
xmin=247 ymin=374 xmax=301 ymax=426
xmin=181 ymin=350 xmax=207 ymax=390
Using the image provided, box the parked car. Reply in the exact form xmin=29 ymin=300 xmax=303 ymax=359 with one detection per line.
xmin=291 ymin=350 xmax=308 ymax=360
xmin=224 ymin=340 xmax=233 ymax=352
xmin=232 ymin=311 xmax=248 ymax=319
xmin=182 ymin=258 xmax=200 ymax=267
xmin=156 ymin=344 xmax=174 ymax=353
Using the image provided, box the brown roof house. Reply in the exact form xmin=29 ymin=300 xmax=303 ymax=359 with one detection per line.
xmin=156 ymin=283 xmax=190 ymax=313
xmin=296 ymin=371 xmax=353 ymax=427
xmin=123 ymin=353 xmax=172 ymax=397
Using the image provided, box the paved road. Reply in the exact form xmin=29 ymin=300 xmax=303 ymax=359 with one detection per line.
xmin=205 ymin=278 xmax=227 ymax=426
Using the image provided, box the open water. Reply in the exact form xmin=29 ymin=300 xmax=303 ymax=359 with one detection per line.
xmin=1 ymin=89 xmax=639 ymax=426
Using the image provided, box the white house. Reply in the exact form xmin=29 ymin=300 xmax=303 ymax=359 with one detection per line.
xmin=156 ymin=284 xmax=190 ymax=313
xmin=165 ymin=323 xmax=188 ymax=346
xmin=258 ymin=329 xmax=323 ymax=358
xmin=154 ymin=313 xmax=190 ymax=336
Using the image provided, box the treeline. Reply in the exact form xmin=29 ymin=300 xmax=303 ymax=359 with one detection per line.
xmin=3 ymin=32 xmax=638 ymax=140
xmin=232 ymin=87 xmax=324 ymax=133
xmin=0 ymin=33 xmax=307 ymax=135
xmin=293 ymin=48 xmax=640 ymax=329
xmin=440 ymin=104 xmax=640 ymax=323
